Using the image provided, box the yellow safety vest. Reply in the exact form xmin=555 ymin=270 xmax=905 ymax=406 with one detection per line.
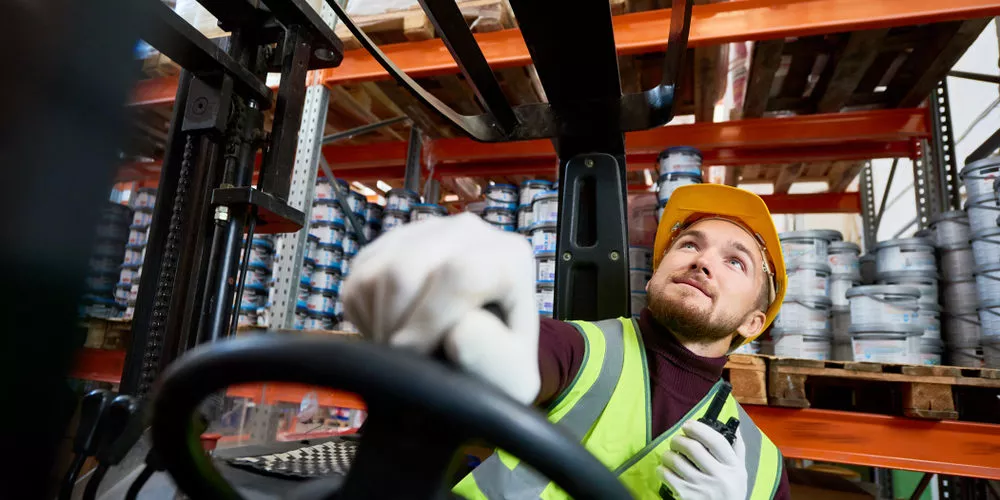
xmin=453 ymin=317 xmax=783 ymax=499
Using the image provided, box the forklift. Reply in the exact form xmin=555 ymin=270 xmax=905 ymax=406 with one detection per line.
xmin=4 ymin=0 xmax=702 ymax=497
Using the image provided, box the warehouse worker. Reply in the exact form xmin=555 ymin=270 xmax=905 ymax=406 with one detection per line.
xmin=343 ymin=184 xmax=791 ymax=499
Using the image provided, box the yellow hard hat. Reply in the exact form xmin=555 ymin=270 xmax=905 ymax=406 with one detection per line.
xmin=652 ymin=184 xmax=786 ymax=341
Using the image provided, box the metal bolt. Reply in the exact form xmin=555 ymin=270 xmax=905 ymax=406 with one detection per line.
xmin=214 ymin=206 xmax=230 ymax=222
xmin=610 ymin=251 xmax=620 ymax=261
xmin=584 ymin=158 xmax=594 ymax=168
xmin=562 ymin=252 xmax=572 ymax=261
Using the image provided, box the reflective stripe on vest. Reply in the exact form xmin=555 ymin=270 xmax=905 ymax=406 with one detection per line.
xmin=453 ymin=318 xmax=783 ymax=499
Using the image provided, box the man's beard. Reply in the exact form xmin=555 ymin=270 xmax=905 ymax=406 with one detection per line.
xmin=647 ymin=288 xmax=745 ymax=344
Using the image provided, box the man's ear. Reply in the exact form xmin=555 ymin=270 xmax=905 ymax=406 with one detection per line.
xmin=735 ymin=310 xmax=766 ymax=342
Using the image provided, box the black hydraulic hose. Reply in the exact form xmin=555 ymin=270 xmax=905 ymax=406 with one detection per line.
xmin=229 ymin=209 xmax=257 ymax=336
xmin=81 ymin=464 xmax=109 ymax=500
xmin=124 ymin=466 xmax=154 ymax=500
xmin=58 ymin=455 xmax=86 ymax=500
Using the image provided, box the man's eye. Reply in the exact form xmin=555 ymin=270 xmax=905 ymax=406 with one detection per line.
xmin=681 ymin=242 xmax=697 ymax=250
xmin=728 ymin=258 xmax=746 ymax=271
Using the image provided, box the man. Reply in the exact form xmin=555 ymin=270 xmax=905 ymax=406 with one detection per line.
xmin=343 ymin=184 xmax=790 ymax=499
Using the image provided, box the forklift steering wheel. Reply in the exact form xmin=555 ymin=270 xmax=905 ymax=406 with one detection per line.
xmin=150 ymin=334 xmax=633 ymax=500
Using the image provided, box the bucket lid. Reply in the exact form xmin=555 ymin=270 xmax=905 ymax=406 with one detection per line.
xmin=828 ymin=241 xmax=861 ymax=254
xmin=517 ymin=204 xmax=533 ymax=212
xmin=487 ymin=183 xmax=517 ymax=191
xmin=965 ymin=193 xmax=1000 ymax=206
xmin=317 ymin=241 xmax=344 ymax=251
xmin=537 ymin=282 xmax=555 ymax=290
xmin=383 ymin=208 xmax=409 ymax=218
xmin=313 ymin=264 xmax=342 ymax=274
xmin=928 ymin=210 xmax=969 ymax=225
xmin=848 ymin=323 xmax=923 ymax=336
xmin=845 ymin=284 xmax=921 ymax=299
xmin=531 ymin=222 xmax=557 ymax=231
xmin=937 ymin=240 xmax=972 ymax=251
xmin=483 ymin=206 xmax=514 ymax=215
xmin=309 ymin=287 xmax=338 ymax=297
xmin=657 ymin=172 xmax=703 ymax=182
xmin=238 ymin=304 xmax=259 ymax=314
xmin=533 ymin=190 xmax=559 ymax=201
xmin=535 ymin=251 xmax=556 ymax=259
xmin=974 ymin=262 xmax=1000 ymax=274
xmin=521 ymin=179 xmax=553 ymax=188
xmin=876 ymin=269 xmax=939 ymax=282
xmin=787 ymin=261 xmax=832 ymax=274
xmin=783 ymin=294 xmax=833 ymax=307
xmin=243 ymin=283 xmax=268 ymax=292
xmin=412 ymin=203 xmax=447 ymax=213
xmin=658 ymin=146 xmax=703 ymax=160
xmin=874 ymin=237 xmax=934 ymax=251
xmin=971 ymin=227 xmax=1000 ymax=240
xmin=959 ymin=156 xmax=1000 ymax=177
xmin=770 ymin=327 xmax=832 ymax=338
xmin=313 ymin=198 xmax=342 ymax=207
xmin=388 ymin=188 xmax=420 ymax=199
xmin=778 ymin=229 xmax=843 ymax=242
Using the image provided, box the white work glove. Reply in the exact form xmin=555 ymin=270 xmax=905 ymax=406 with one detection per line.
xmin=658 ymin=421 xmax=748 ymax=500
xmin=342 ymin=212 xmax=541 ymax=404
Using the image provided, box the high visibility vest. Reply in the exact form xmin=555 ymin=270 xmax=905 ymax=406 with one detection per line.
xmin=453 ymin=317 xmax=783 ymax=500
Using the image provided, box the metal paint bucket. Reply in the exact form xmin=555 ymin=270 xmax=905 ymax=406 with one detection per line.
xmin=485 ymin=183 xmax=518 ymax=204
xmin=532 ymin=191 xmax=559 ymax=226
xmin=773 ymin=295 xmax=832 ymax=333
xmin=348 ymin=190 xmax=367 ymax=218
xmin=919 ymin=338 xmax=944 ymax=366
xmin=959 ymin=156 xmax=1000 ymax=200
xmin=846 ymin=285 xmax=920 ymax=326
xmin=928 ymin=210 xmax=971 ymax=248
xmin=311 ymin=199 xmax=345 ymax=224
xmin=656 ymin=172 xmax=702 ymax=203
xmin=941 ymin=278 xmax=978 ymax=314
xmin=780 ymin=230 xmax=842 ymax=267
xmin=849 ymin=324 xmax=922 ymax=363
xmin=629 ymin=246 xmax=653 ymax=271
xmin=876 ymin=270 xmax=938 ymax=307
xmin=827 ymin=241 xmax=861 ymax=278
xmin=859 ymin=253 xmax=877 ymax=284
xmin=966 ymin=194 xmax=1000 ymax=234
xmin=301 ymin=258 xmax=315 ymax=288
xmin=306 ymin=290 xmax=337 ymax=315
xmin=386 ymin=188 xmax=420 ymax=213
xmin=307 ymin=221 xmax=345 ymax=245
xmin=629 ymin=268 xmax=652 ymax=291
xmin=296 ymin=284 xmax=310 ymax=310
xmin=483 ymin=207 xmax=515 ymax=225
xmin=531 ymin=223 xmax=558 ymax=255
xmin=974 ymin=263 xmax=1000 ymax=305
xmin=314 ymin=178 xmax=333 ymax=200
xmin=241 ymin=285 xmax=268 ymax=308
xmin=939 ymin=242 xmax=976 ymax=280
xmin=238 ymin=305 xmax=258 ymax=329
xmin=487 ymin=221 xmax=516 ymax=232
xmin=631 ymin=291 xmax=647 ymax=316
xmin=341 ymin=255 xmax=352 ymax=277
xmin=118 ymin=264 xmax=142 ymax=285
xmin=771 ymin=328 xmax=832 ymax=360
xmin=381 ymin=209 xmax=409 ymax=233
xmin=657 ymin=146 xmax=703 ymax=177
xmin=517 ymin=205 xmax=534 ymax=230
xmin=305 ymin=234 xmax=319 ymax=262
xmin=343 ymin=233 xmax=359 ymax=257
xmin=874 ymin=237 xmax=936 ymax=275
xmin=948 ymin=346 xmax=984 ymax=367
xmin=313 ymin=243 xmax=343 ymax=268
xmin=831 ymin=308 xmax=851 ymax=342
xmin=293 ymin=306 xmax=308 ymax=330
xmin=979 ymin=300 xmax=1000 ymax=337
xmin=983 ymin=336 xmax=1000 ymax=368
xmin=245 ymin=264 xmax=271 ymax=288
xmin=247 ymin=243 xmax=273 ymax=268
xmin=915 ymin=303 xmax=942 ymax=340
xmin=128 ymin=227 xmax=148 ymax=246
xmin=942 ymin=311 xmax=981 ymax=347
xmin=304 ymin=311 xmax=334 ymax=331
xmin=131 ymin=187 xmax=157 ymax=209
xmin=786 ymin=262 xmax=832 ymax=297
xmin=520 ymin=180 xmax=553 ymax=207
xmin=123 ymin=243 xmax=145 ymax=266
xmin=410 ymin=204 xmax=447 ymax=222
xmin=536 ymin=283 xmax=554 ymax=317
xmin=971 ymin=228 xmax=1000 ymax=268
xmin=830 ymin=276 xmax=859 ymax=309
xmin=114 ymin=283 xmax=131 ymax=303
xmin=131 ymin=208 xmax=153 ymax=228
xmin=310 ymin=264 xmax=342 ymax=292
xmin=365 ymin=202 xmax=383 ymax=225
xmin=535 ymin=252 xmax=555 ymax=283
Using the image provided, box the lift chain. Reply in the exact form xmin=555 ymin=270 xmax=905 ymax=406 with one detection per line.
xmin=137 ymin=134 xmax=195 ymax=399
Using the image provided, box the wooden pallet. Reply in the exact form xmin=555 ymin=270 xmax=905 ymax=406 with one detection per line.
xmin=724 ymin=354 xmax=769 ymax=405
xmin=728 ymin=17 xmax=992 ymax=190
xmin=767 ymin=357 xmax=1000 ymax=422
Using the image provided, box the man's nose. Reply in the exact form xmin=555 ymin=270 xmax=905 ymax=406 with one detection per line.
xmin=688 ymin=255 xmax=712 ymax=277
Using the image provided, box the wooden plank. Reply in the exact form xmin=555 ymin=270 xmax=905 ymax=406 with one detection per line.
xmin=329 ymin=86 xmax=405 ymax=141
xmin=895 ymin=18 xmax=992 ymax=107
xmin=816 ymin=29 xmax=891 ymax=113
xmin=778 ymin=37 xmax=824 ymax=100
xmin=773 ymin=364 xmax=1000 ymax=388
xmin=828 ymin=161 xmax=865 ymax=192
xmin=742 ymin=39 xmax=786 ymax=118
xmin=373 ymin=81 xmax=455 ymax=138
xmin=773 ymin=163 xmax=804 ymax=194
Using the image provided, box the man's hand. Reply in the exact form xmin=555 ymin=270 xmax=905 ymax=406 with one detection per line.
xmin=658 ymin=421 xmax=748 ymax=500
xmin=342 ymin=213 xmax=541 ymax=404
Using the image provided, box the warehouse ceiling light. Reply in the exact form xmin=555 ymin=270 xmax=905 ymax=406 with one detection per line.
xmin=376 ymin=180 xmax=392 ymax=192
xmin=352 ymin=181 xmax=376 ymax=196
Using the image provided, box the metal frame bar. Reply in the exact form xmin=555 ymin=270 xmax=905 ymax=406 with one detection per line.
xmin=913 ymin=139 xmax=942 ymax=229
xmin=874 ymin=158 xmax=899 ymax=233
xmin=948 ymin=70 xmax=1000 ymax=84
xmin=860 ymin=162 xmax=878 ymax=251
xmin=930 ymin=80 xmax=963 ymax=211
xmin=321 ymin=116 xmax=409 ymax=144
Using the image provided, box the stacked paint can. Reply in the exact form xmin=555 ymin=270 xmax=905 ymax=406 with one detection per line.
xmin=518 ymin=180 xmax=552 ymax=234
xmin=531 ymin=188 xmax=559 ymax=318
xmin=304 ymin=179 xmax=349 ymax=331
xmin=383 ymin=188 xmax=420 ymax=233
xmin=119 ymin=189 xmax=158 ymax=319
xmin=656 ymin=147 xmax=702 ymax=220
xmin=961 ymin=157 xmax=1000 ymax=367
xmin=482 ymin=183 xmax=518 ymax=232
xmin=364 ymin=201 xmax=383 ymax=241
xmin=772 ymin=230 xmax=842 ymax=360
xmin=827 ymin=241 xmax=861 ymax=360
xmin=84 ymin=202 xmax=135 ymax=319
xmin=629 ymin=247 xmax=654 ymax=319
xmin=237 ymin=234 xmax=275 ymax=330
xmin=927 ymin=209 xmax=980 ymax=366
